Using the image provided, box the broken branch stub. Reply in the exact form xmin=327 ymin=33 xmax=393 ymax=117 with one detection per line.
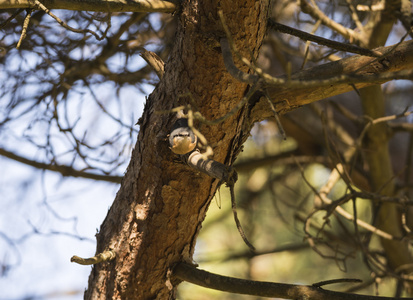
xmin=182 ymin=150 xmax=238 ymax=185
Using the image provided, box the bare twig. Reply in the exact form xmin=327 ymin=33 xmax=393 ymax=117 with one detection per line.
xmin=181 ymin=149 xmax=254 ymax=251
xmin=390 ymin=123 xmax=413 ymax=132
xmin=313 ymin=278 xmax=362 ymax=288
xmin=34 ymin=0 xmax=105 ymax=40
xmin=295 ymin=151 xmax=396 ymax=242
xmin=161 ymin=84 xmax=259 ymax=128
xmin=356 ymin=3 xmax=384 ymax=11
xmin=268 ymin=19 xmax=378 ymax=57
xmin=317 ymin=165 xmax=396 ymax=240
xmin=368 ymin=109 xmax=413 ymax=125
xmin=139 ymin=48 xmax=165 ymax=79
xmin=229 ymin=184 xmax=256 ymax=252
xmin=186 ymin=108 xmax=214 ymax=159
xmin=0 ymin=8 xmax=24 ymax=30
xmin=299 ymin=0 xmax=364 ymax=45
xmin=303 ymin=108 xmax=413 ymax=246
xmin=263 ymin=91 xmax=286 ymax=139
xmin=265 ymin=68 xmax=413 ymax=89
xmin=329 ymin=101 xmax=361 ymax=124
xmin=358 ymin=109 xmax=413 ymax=151
xmin=345 ymin=0 xmax=366 ymax=34
xmin=16 ymin=9 xmax=33 ymax=49
xmin=301 ymin=19 xmax=322 ymax=69
xmin=0 ymin=147 xmax=123 ymax=183
xmin=71 ymin=250 xmax=116 ymax=265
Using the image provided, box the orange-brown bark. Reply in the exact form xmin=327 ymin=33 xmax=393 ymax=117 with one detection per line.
xmin=84 ymin=1 xmax=268 ymax=299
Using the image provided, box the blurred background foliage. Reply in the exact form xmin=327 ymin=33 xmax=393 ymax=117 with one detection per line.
xmin=179 ymin=127 xmax=396 ymax=299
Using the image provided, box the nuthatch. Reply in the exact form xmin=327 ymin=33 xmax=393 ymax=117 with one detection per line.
xmin=169 ymin=118 xmax=197 ymax=155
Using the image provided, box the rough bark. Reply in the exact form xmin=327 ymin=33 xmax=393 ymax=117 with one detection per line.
xmin=84 ymin=1 xmax=268 ymax=299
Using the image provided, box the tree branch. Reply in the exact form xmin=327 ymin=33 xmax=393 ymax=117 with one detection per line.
xmin=0 ymin=147 xmax=122 ymax=183
xmin=298 ymin=0 xmax=364 ymax=45
xmin=250 ymin=40 xmax=413 ymax=120
xmin=173 ymin=262 xmax=410 ymax=300
xmin=0 ymin=0 xmax=177 ymax=13
xmin=181 ymin=150 xmax=237 ymax=183
xmin=267 ymin=19 xmax=379 ymax=57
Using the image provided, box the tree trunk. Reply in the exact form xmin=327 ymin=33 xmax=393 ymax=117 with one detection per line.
xmin=359 ymin=1 xmax=413 ymax=284
xmin=84 ymin=1 xmax=269 ymax=299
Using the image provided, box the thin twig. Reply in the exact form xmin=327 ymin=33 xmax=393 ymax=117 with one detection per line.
xmin=34 ymin=0 xmax=105 ymax=40
xmin=187 ymin=107 xmax=214 ymax=159
xmin=358 ymin=109 xmax=413 ymax=151
xmin=356 ymin=3 xmax=384 ymax=11
xmin=0 ymin=8 xmax=24 ymax=30
xmin=345 ymin=0 xmax=366 ymax=34
xmin=297 ymin=156 xmax=396 ymax=241
xmin=0 ymin=146 xmax=122 ymax=183
xmin=229 ymin=184 xmax=256 ymax=252
xmin=265 ymin=68 xmax=413 ymax=88
xmin=160 ymin=84 xmax=259 ymax=128
xmin=268 ymin=19 xmax=378 ymax=57
xmin=301 ymin=19 xmax=322 ymax=69
xmin=181 ymin=149 xmax=254 ymax=251
xmin=313 ymin=278 xmax=362 ymax=288
xmin=263 ymin=90 xmax=286 ymax=139
xmin=16 ymin=9 xmax=33 ymax=49
xmin=299 ymin=0 xmax=364 ymax=45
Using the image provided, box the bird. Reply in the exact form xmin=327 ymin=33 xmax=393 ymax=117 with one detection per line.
xmin=169 ymin=118 xmax=197 ymax=155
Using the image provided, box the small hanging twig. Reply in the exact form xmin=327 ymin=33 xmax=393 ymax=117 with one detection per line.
xmin=16 ymin=9 xmax=33 ymax=49
xmin=267 ymin=19 xmax=378 ymax=57
xmin=180 ymin=149 xmax=255 ymax=251
xmin=229 ymin=183 xmax=256 ymax=252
